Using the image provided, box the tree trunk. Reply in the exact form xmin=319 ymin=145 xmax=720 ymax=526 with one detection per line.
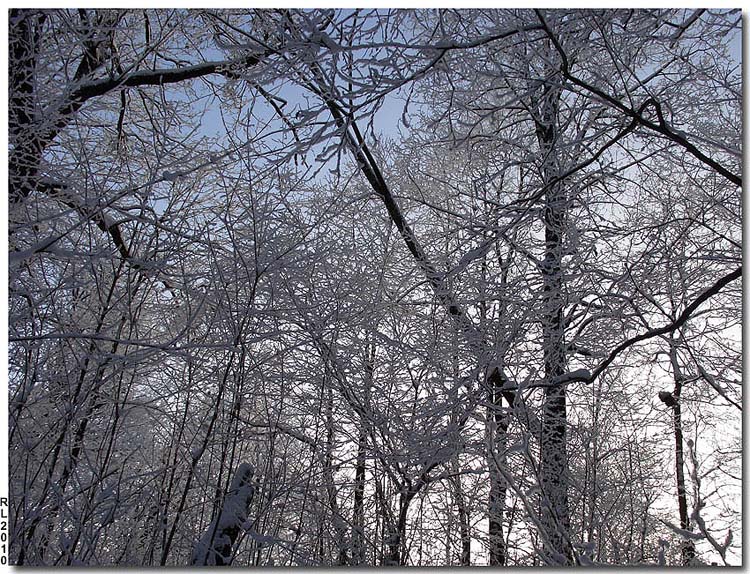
xmin=384 ymin=529 xmax=400 ymax=566
xmin=455 ymin=477 xmax=471 ymax=565
xmin=666 ymin=339 xmax=696 ymax=565
xmin=192 ymin=463 xmax=255 ymax=566
xmin=487 ymin=374 xmax=509 ymax=565
xmin=352 ymin=341 xmax=374 ymax=565
xmin=9 ymin=10 xmax=44 ymax=204
xmin=352 ymin=430 xmax=367 ymax=564
xmin=535 ymin=56 xmax=572 ymax=565
xmin=384 ymin=490 xmax=413 ymax=566
xmin=324 ymin=383 xmax=349 ymax=565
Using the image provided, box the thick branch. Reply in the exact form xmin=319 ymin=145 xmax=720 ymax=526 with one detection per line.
xmin=71 ymin=54 xmax=264 ymax=103
xmin=571 ymin=266 xmax=742 ymax=386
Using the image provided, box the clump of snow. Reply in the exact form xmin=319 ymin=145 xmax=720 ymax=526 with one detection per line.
xmin=191 ymin=463 xmax=256 ymax=566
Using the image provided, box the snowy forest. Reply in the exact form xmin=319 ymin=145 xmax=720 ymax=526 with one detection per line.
xmin=7 ymin=8 xmax=742 ymax=567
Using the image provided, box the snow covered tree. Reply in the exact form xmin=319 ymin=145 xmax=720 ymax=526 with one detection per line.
xmin=8 ymin=8 xmax=741 ymax=566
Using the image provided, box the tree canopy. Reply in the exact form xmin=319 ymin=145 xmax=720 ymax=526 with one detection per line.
xmin=8 ymin=8 xmax=741 ymax=566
